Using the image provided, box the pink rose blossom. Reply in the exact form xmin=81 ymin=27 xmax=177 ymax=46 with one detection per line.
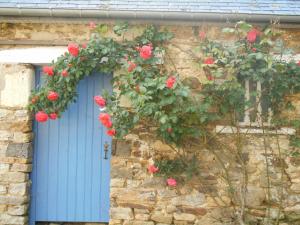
xmin=199 ymin=31 xmax=206 ymax=40
xmin=128 ymin=61 xmax=137 ymax=72
xmin=68 ymin=43 xmax=79 ymax=57
xmin=167 ymin=178 xmax=177 ymax=187
xmin=166 ymin=76 xmax=176 ymax=89
xmin=139 ymin=45 xmax=152 ymax=60
xmin=204 ymin=57 xmax=214 ymax=65
xmin=89 ymin=21 xmax=97 ymax=30
xmin=148 ymin=165 xmax=159 ymax=173
xmin=247 ymin=29 xmax=260 ymax=43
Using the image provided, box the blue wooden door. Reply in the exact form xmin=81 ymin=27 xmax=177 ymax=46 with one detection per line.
xmin=30 ymin=68 xmax=112 ymax=224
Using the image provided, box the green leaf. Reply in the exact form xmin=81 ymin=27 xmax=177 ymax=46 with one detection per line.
xmin=222 ymin=28 xmax=235 ymax=33
xmin=159 ymin=115 xmax=168 ymax=124
xmin=97 ymin=24 xmax=109 ymax=34
xmin=237 ymin=21 xmax=252 ymax=32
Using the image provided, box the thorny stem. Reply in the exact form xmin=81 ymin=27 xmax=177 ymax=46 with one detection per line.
xmin=261 ymin=120 xmax=272 ymax=222
xmin=275 ymin=132 xmax=285 ymax=225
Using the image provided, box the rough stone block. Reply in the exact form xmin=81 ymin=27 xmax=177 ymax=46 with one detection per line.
xmin=284 ymin=204 xmax=300 ymax=214
xmin=7 ymin=205 xmax=28 ymax=216
xmin=173 ymin=221 xmax=188 ymax=225
xmin=110 ymin=178 xmax=126 ymax=188
xmin=111 ymin=163 xmax=133 ymax=179
xmin=171 ymin=190 xmax=206 ymax=207
xmin=0 ymin=195 xmax=28 ymax=205
xmin=0 ymin=130 xmax=13 ymax=141
xmin=0 ymin=172 xmax=27 ymax=182
xmin=157 ymin=188 xmax=177 ymax=200
xmin=6 ymin=142 xmax=33 ymax=158
xmin=115 ymin=188 xmax=156 ymax=209
xmin=0 ymin=213 xmax=27 ymax=224
xmin=0 ymin=64 xmax=34 ymax=108
xmin=110 ymin=207 xmax=134 ymax=220
xmin=173 ymin=213 xmax=196 ymax=222
xmin=166 ymin=205 xmax=177 ymax=213
xmin=135 ymin=213 xmax=150 ymax=220
xmin=0 ymin=184 xmax=6 ymax=194
xmin=291 ymin=183 xmax=300 ymax=193
xmin=134 ymin=208 xmax=149 ymax=214
xmin=109 ymin=219 xmax=123 ymax=225
xmin=0 ymin=163 xmax=10 ymax=173
xmin=0 ymin=204 xmax=7 ymax=212
xmin=2 ymin=121 xmax=32 ymax=133
xmin=151 ymin=212 xmax=173 ymax=224
xmin=14 ymin=110 xmax=31 ymax=120
xmin=245 ymin=186 xmax=266 ymax=208
xmin=113 ymin=139 xmax=132 ymax=157
xmin=10 ymin=163 xmax=32 ymax=172
xmin=132 ymin=221 xmax=154 ymax=225
xmin=13 ymin=132 xmax=33 ymax=143
xmin=0 ymin=108 xmax=12 ymax=121
xmin=9 ymin=183 xmax=28 ymax=196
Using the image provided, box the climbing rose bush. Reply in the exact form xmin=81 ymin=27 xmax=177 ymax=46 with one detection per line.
xmin=28 ymin=21 xmax=300 ymax=185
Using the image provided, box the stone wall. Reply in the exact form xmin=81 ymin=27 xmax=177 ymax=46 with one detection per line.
xmin=109 ymin=133 xmax=300 ymax=225
xmin=0 ymin=21 xmax=299 ymax=225
xmin=0 ymin=64 xmax=34 ymax=224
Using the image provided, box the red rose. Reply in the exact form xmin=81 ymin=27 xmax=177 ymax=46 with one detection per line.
xmin=99 ymin=113 xmax=111 ymax=123
xmin=31 ymin=96 xmax=39 ymax=104
xmin=148 ymin=165 xmax=159 ymax=173
xmin=166 ymin=178 xmax=177 ymax=187
xmin=199 ymin=31 xmax=206 ymax=40
xmin=167 ymin=127 xmax=172 ymax=133
xmin=297 ymin=61 xmax=300 ymax=66
xmin=247 ymin=29 xmax=259 ymax=43
xmin=204 ymin=57 xmax=214 ymax=65
xmin=252 ymin=48 xmax=257 ymax=52
xmin=81 ymin=43 xmax=87 ymax=49
xmin=62 ymin=70 xmax=68 ymax=77
xmin=47 ymin=91 xmax=59 ymax=101
xmin=94 ymin=96 xmax=106 ymax=108
xmin=128 ymin=61 xmax=137 ymax=72
xmin=207 ymin=75 xmax=214 ymax=81
xmin=166 ymin=76 xmax=176 ymax=89
xmin=106 ymin=129 xmax=116 ymax=136
xmin=103 ymin=120 xmax=112 ymax=128
xmin=49 ymin=113 xmax=58 ymax=120
xmin=68 ymin=43 xmax=79 ymax=57
xmin=139 ymin=45 xmax=152 ymax=60
xmin=43 ymin=66 xmax=54 ymax=76
xmin=89 ymin=21 xmax=96 ymax=30
xmin=99 ymin=113 xmax=112 ymax=128
xmin=35 ymin=111 xmax=48 ymax=123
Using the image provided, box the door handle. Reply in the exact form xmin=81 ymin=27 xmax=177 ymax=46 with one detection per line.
xmin=103 ymin=142 xmax=109 ymax=160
